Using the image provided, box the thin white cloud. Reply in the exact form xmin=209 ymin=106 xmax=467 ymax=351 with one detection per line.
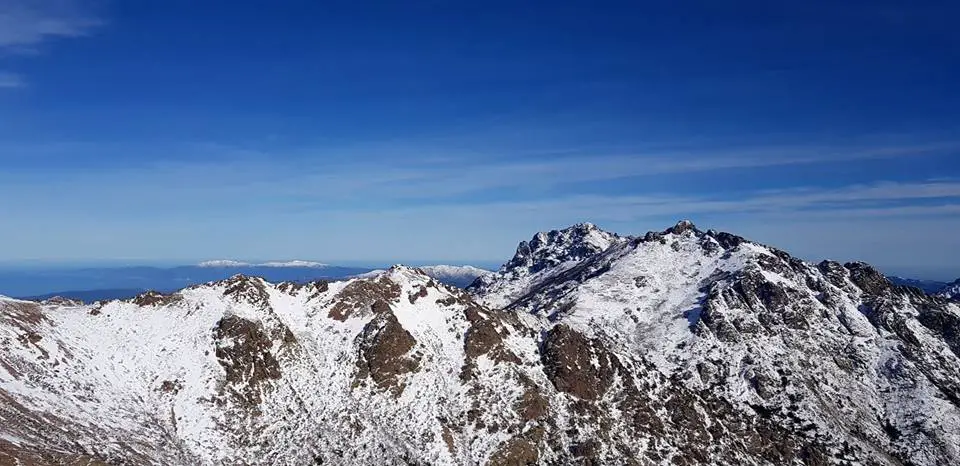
xmin=313 ymin=140 xmax=956 ymax=198
xmin=12 ymin=139 xmax=943 ymax=202
xmin=0 ymin=0 xmax=101 ymax=88
xmin=0 ymin=0 xmax=100 ymax=51
xmin=0 ymin=71 xmax=23 ymax=87
xmin=2 ymin=139 xmax=958 ymax=217
xmin=229 ymin=140 xmax=955 ymax=200
xmin=258 ymin=180 xmax=960 ymax=227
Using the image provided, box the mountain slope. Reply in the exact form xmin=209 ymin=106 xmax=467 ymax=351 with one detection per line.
xmin=1 ymin=222 xmax=959 ymax=465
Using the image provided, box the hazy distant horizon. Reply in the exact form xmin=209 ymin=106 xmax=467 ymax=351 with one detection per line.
xmin=0 ymin=253 xmax=955 ymax=283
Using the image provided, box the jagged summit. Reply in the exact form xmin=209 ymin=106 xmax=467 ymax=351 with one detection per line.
xmin=467 ymin=222 xmax=625 ymax=308
xmin=470 ymin=220 xmax=754 ymax=309
xmin=664 ymin=218 xmax=698 ymax=234
xmin=386 ymin=263 xmax=414 ymax=273
xmin=506 ymin=222 xmax=622 ymax=274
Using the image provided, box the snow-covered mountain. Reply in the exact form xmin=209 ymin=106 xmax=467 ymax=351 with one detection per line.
xmin=197 ymin=260 xmax=253 ymax=267
xmin=198 ymin=260 xmax=329 ymax=268
xmin=2 ymin=221 xmax=959 ymax=465
xmin=938 ymin=279 xmax=960 ymax=300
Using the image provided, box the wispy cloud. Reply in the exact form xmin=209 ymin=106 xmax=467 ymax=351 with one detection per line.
xmin=0 ymin=0 xmax=101 ymax=88
xmin=3 ymin=141 xmax=958 ymax=221
xmin=4 ymin=139 xmax=954 ymax=202
xmin=0 ymin=0 xmax=100 ymax=51
xmin=0 ymin=71 xmax=22 ymax=87
xmin=322 ymin=180 xmax=960 ymax=223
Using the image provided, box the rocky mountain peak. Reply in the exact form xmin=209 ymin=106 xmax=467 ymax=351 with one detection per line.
xmin=664 ymin=219 xmax=698 ymax=235
xmin=467 ymin=222 xmax=625 ymax=308
xmin=844 ymin=261 xmax=894 ymax=296
xmin=384 ymin=264 xmax=440 ymax=284
xmin=502 ymin=222 xmax=622 ymax=276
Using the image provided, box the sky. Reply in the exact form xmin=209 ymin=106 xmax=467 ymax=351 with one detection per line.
xmin=0 ymin=1 xmax=959 ymax=279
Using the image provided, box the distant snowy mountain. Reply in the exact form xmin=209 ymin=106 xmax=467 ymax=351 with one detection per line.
xmin=197 ymin=260 xmax=252 ymax=267
xmin=259 ymin=260 xmax=328 ymax=268
xmin=198 ymin=260 xmax=329 ymax=268
xmin=19 ymin=288 xmax=149 ymax=303
xmin=2 ymin=222 xmax=959 ymax=464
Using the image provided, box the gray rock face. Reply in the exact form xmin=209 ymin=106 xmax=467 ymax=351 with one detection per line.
xmin=1 ymin=223 xmax=959 ymax=465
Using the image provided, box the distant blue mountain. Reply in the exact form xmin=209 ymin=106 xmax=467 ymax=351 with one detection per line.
xmin=887 ymin=276 xmax=949 ymax=294
xmin=21 ymin=288 xmax=152 ymax=303
xmin=0 ymin=263 xmax=374 ymax=297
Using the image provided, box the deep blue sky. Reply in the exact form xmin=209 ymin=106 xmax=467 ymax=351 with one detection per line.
xmin=0 ymin=1 xmax=959 ymax=278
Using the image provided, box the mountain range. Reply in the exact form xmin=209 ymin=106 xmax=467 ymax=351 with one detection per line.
xmin=3 ymin=263 xmax=492 ymax=302
xmin=1 ymin=221 xmax=959 ymax=465
xmin=0 ymin=263 xmax=371 ymax=298
xmin=887 ymin=277 xmax=950 ymax=295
